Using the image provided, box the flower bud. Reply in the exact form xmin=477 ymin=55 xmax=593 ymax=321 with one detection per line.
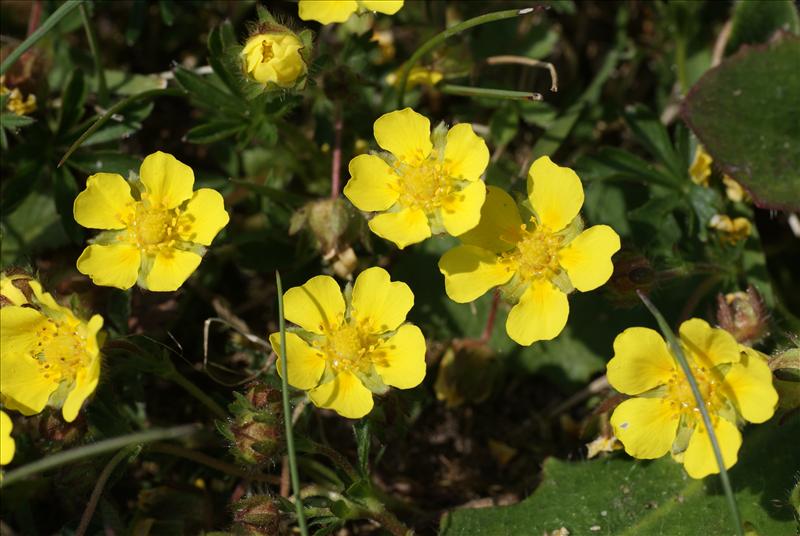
xmin=716 ymin=286 xmax=768 ymax=344
xmin=434 ymin=339 xmax=496 ymax=408
xmin=218 ymin=383 xmax=284 ymax=467
xmin=232 ymin=494 xmax=282 ymax=536
xmin=241 ymin=25 xmax=308 ymax=89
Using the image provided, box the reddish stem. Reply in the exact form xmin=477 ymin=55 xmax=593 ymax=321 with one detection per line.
xmin=330 ymin=104 xmax=344 ymax=199
xmin=27 ymin=1 xmax=43 ymax=36
xmin=481 ymin=290 xmax=501 ymax=342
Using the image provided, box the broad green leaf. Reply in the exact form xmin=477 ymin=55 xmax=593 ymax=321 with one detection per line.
xmin=0 ymin=113 xmax=35 ymax=129
xmin=682 ymin=37 xmax=800 ymax=210
xmin=103 ymin=70 xmax=166 ymax=95
xmin=173 ymin=66 xmax=240 ymax=113
xmin=726 ymin=0 xmax=800 ymax=55
xmin=440 ymin=418 xmax=800 ymax=536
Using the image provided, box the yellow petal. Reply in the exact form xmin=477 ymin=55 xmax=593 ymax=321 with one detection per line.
xmin=610 ymin=397 xmax=679 ymax=459
xmin=679 ymin=318 xmax=739 ymax=367
xmin=368 ymin=207 xmax=431 ymax=249
xmin=558 ymin=225 xmax=620 ymax=292
xmin=0 ymin=330 xmax=60 ymax=416
xmin=440 ymin=181 xmax=486 ymax=237
xmin=73 ymin=173 xmax=135 ymax=230
xmin=139 ymin=151 xmax=195 ymax=209
xmin=373 ymin=108 xmax=432 ymax=165
xmin=443 ymin=123 xmax=489 ymax=181
xmin=77 ymin=244 xmax=141 ymax=290
xmin=505 ymin=279 xmax=569 ymax=345
xmin=283 ymin=275 xmax=345 ymax=334
xmin=142 ymin=250 xmax=202 ymax=292
xmin=458 ymin=186 xmax=522 ymax=254
xmin=351 ymin=267 xmax=413 ymax=333
xmin=177 ymin=188 xmax=229 ymax=246
xmin=61 ymin=353 xmax=100 ymax=422
xmin=527 ymin=156 xmax=584 ymax=232
xmin=0 ymin=305 xmax=48 ymax=358
xmin=360 ymin=0 xmax=403 ymax=15
xmin=373 ymin=324 xmax=426 ymax=389
xmin=308 ymin=371 xmax=374 ymax=418
xmin=344 ymin=154 xmax=400 ymax=211
xmin=269 ymin=332 xmax=327 ymax=390
xmin=0 ymin=410 xmax=14 ymax=465
xmin=439 ymin=245 xmax=511 ymax=303
xmin=607 ymin=327 xmax=676 ymax=395
xmin=723 ymin=347 xmax=778 ymax=424
xmin=683 ymin=417 xmax=741 ymax=479
xmin=0 ymin=274 xmax=30 ymax=306
xmin=298 ymin=0 xmax=358 ymax=23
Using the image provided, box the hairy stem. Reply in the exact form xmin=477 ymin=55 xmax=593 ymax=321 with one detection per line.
xmin=75 ymin=445 xmax=139 ymax=536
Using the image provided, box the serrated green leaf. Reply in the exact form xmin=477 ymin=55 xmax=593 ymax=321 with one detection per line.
xmin=173 ymin=66 xmax=240 ymax=113
xmin=441 ymin=418 xmax=800 ymax=536
xmin=682 ymin=36 xmax=800 ymax=211
xmin=185 ymin=120 xmax=244 ymax=144
xmin=726 ymin=0 xmax=800 ymax=55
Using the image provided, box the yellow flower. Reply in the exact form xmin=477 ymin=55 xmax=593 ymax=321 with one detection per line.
xmin=1 ymin=271 xmax=32 ymax=306
xmin=0 ymin=278 xmax=104 ymax=422
xmin=0 ymin=410 xmax=13 ymax=467
xmin=722 ymin=175 xmax=749 ymax=203
xmin=241 ymin=32 xmax=307 ymax=88
xmin=73 ymin=151 xmax=229 ymax=291
xmin=299 ymin=0 xmax=403 ymax=25
xmin=385 ymin=66 xmax=444 ymax=89
xmin=1 ymin=76 xmax=36 ymax=116
xmin=709 ymin=214 xmax=751 ymax=244
xmin=344 ymin=108 xmax=489 ymax=249
xmin=269 ymin=267 xmax=426 ymax=419
xmin=690 ymin=145 xmax=713 ymax=186
xmin=606 ymin=319 xmax=778 ymax=479
xmin=439 ymin=157 xmax=621 ymax=346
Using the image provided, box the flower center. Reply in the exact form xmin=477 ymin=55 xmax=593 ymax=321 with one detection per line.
xmin=504 ymin=222 xmax=562 ymax=281
xmin=665 ymin=360 xmax=724 ymax=423
xmin=35 ymin=317 xmax=89 ymax=383
xmin=129 ymin=201 xmax=180 ymax=251
xmin=260 ymin=40 xmax=274 ymax=63
xmin=317 ymin=323 xmax=380 ymax=374
xmin=395 ymin=157 xmax=454 ymax=212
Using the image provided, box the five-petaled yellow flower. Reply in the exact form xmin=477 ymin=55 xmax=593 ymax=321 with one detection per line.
xmin=0 ymin=275 xmax=104 ymax=422
xmin=241 ymin=31 xmax=307 ymax=88
xmin=73 ymin=151 xmax=229 ymax=292
xmin=269 ymin=267 xmax=426 ymax=419
xmin=0 ymin=410 xmax=14 ymax=467
xmin=439 ymin=156 xmax=620 ymax=346
xmin=607 ymin=319 xmax=778 ymax=479
xmin=344 ymin=108 xmax=489 ymax=249
xmin=299 ymin=0 xmax=403 ymax=25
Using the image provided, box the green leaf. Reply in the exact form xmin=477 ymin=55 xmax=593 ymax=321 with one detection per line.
xmin=184 ymin=120 xmax=244 ymax=144
xmin=726 ymin=0 xmax=800 ymax=55
xmin=353 ymin=421 xmax=371 ymax=478
xmin=682 ymin=36 xmax=800 ymax=211
xmin=57 ymin=68 xmax=87 ymax=134
xmin=624 ymin=104 xmax=683 ymax=180
xmin=81 ymin=101 xmax=154 ymax=145
xmin=207 ymin=22 xmax=244 ymax=97
xmin=173 ymin=66 xmax=240 ymax=113
xmin=53 ymin=167 xmax=84 ymax=244
xmin=67 ymin=150 xmax=141 ymax=176
xmin=489 ymin=105 xmax=519 ymax=147
xmin=0 ymin=113 xmax=35 ymax=129
xmin=440 ymin=418 xmax=800 ymax=536
xmin=104 ymin=70 xmax=166 ymax=95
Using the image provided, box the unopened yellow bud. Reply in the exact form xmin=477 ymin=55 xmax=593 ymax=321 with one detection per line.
xmin=241 ymin=31 xmax=307 ymax=88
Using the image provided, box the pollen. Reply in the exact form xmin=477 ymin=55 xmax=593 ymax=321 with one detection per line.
xmin=503 ymin=222 xmax=563 ymax=281
xmin=127 ymin=201 xmax=180 ymax=252
xmin=395 ymin=156 xmax=454 ymax=213
xmin=665 ymin=359 xmax=724 ymax=424
xmin=34 ymin=316 xmax=90 ymax=384
xmin=317 ymin=323 xmax=381 ymax=374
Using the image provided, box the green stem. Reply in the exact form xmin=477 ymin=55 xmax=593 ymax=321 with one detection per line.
xmin=276 ymin=271 xmax=309 ymax=536
xmin=366 ymin=506 xmax=413 ymax=536
xmin=300 ymin=440 xmax=359 ymax=483
xmin=0 ymin=0 xmax=84 ymax=75
xmin=637 ymin=291 xmax=743 ymax=536
xmin=439 ymin=84 xmax=542 ymax=101
xmin=79 ymin=3 xmax=108 ymax=106
xmin=397 ymin=6 xmax=544 ymax=107
xmin=75 ymin=445 xmax=139 ymax=536
xmin=146 ymin=443 xmax=280 ymax=484
xmin=0 ymin=424 xmax=199 ymax=488
xmin=58 ymin=87 xmax=183 ymax=167
xmin=167 ymin=369 xmax=227 ymax=419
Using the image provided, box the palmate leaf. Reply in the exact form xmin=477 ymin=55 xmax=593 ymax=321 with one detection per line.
xmin=682 ymin=36 xmax=800 ymax=211
xmin=440 ymin=418 xmax=799 ymax=536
